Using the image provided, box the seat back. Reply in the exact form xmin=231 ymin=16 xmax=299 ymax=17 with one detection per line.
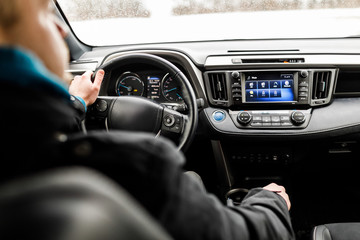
xmin=312 ymin=223 xmax=360 ymax=240
xmin=0 ymin=167 xmax=172 ymax=240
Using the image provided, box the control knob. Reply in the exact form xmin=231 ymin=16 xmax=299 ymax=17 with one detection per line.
xmin=291 ymin=111 xmax=306 ymax=125
xmin=231 ymin=71 xmax=240 ymax=79
xmin=237 ymin=112 xmax=252 ymax=125
xmin=300 ymin=70 xmax=309 ymax=78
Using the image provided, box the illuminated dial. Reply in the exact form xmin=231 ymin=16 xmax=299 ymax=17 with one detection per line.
xmin=162 ymin=73 xmax=183 ymax=102
xmin=116 ymin=73 xmax=144 ymax=96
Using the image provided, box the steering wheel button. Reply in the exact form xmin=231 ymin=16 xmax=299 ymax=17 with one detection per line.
xmin=164 ymin=115 xmax=176 ymax=127
xmin=95 ymin=100 xmax=108 ymax=112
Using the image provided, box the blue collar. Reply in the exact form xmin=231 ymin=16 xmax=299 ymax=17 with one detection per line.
xmin=0 ymin=47 xmax=70 ymax=99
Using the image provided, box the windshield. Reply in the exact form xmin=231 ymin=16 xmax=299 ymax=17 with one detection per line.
xmin=57 ymin=0 xmax=360 ymax=46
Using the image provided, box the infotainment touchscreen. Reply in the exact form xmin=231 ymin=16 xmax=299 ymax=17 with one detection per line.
xmin=244 ymin=72 xmax=295 ymax=102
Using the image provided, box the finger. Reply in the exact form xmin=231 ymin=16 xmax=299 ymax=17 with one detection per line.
xmin=81 ymin=70 xmax=93 ymax=80
xmin=73 ymin=75 xmax=81 ymax=81
xmin=93 ymin=69 xmax=105 ymax=89
xmin=263 ymin=183 xmax=281 ymax=192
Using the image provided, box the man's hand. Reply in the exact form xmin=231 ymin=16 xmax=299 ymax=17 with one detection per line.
xmin=69 ymin=70 xmax=105 ymax=106
xmin=263 ymin=183 xmax=291 ymax=210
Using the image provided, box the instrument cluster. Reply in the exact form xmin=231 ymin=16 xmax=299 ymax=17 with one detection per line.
xmin=112 ymin=71 xmax=184 ymax=104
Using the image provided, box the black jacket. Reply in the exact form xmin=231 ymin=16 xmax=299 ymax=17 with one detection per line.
xmin=0 ymin=47 xmax=295 ymax=239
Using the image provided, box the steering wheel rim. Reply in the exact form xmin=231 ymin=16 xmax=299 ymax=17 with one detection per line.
xmin=93 ymin=53 xmax=198 ymax=152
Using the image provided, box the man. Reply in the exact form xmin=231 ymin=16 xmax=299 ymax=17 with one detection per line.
xmin=0 ymin=0 xmax=295 ymax=239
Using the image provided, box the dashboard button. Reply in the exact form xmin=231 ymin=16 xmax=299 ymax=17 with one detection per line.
xmin=300 ymin=70 xmax=309 ymax=78
xmin=291 ymin=111 xmax=306 ymax=125
xmin=299 ymin=86 xmax=308 ymax=92
xmin=299 ymin=81 xmax=309 ymax=87
xmin=280 ymin=116 xmax=290 ymax=122
xmin=237 ymin=112 xmax=252 ymax=125
xmin=262 ymin=116 xmax=271 ymax=123
xmin=299 ymin=91 xmax=308 ymax=97
xmin=252 ymin=116 xmax=262 ymax=122
xmin=213 ymin=111 xmax=226 ymax=122
xmin=251 ymin=122 xmax=262 ymax=126
xmin=271 ymin=116 xmax=281 ymax=123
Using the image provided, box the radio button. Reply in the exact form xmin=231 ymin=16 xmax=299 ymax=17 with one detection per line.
xmin=280 ymin=116 xmax=290 ymax=122
xmin=252 ymin=116 xmax=262 ymax=122
xmin=299 ymin=86 xmax=308 ymax=92
xmin=271 ymin=116 xmax=281 ymax=123
xmin=299 ymin=81 xmax=309 ymax=87
xmin=232 ymin=82 xmax=241 ymax=87
xmin=262 ymin=116 xmax=271 ymax=123
xmin=232 ymin=88 xmax=242 ymax=93
xmin=299 ymin=92 xmax=308 ymax=97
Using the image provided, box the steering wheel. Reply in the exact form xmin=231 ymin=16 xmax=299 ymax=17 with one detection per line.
xmin=87 ymin=53 xmax=198 ymax=152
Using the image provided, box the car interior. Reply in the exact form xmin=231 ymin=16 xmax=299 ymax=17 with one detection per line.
xmin=5 ymin=1 xmax=360 ymax=239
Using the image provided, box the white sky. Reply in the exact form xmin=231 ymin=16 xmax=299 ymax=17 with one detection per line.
xmin=142 ymin=0 xmax=174 ymax=18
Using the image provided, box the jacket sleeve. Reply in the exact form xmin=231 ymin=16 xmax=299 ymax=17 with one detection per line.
xmin=137 ymin=135 xmax=295 ymax=240
xmin=70 ymin=95 xmax=86 ymax=125
xmin=159 ymin=168 xmax=295 ymax=240
xmin=63 ymin=131 xmax=295 ymax=240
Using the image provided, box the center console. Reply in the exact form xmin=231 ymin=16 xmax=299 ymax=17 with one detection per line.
xmin=204 ymin=69 xmax=338 ymax=129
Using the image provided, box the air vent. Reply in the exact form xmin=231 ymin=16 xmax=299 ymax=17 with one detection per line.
xmin=312 ymin=71 xmax=331 ymax=99
xmin=208 ymin=73 xmax=228 ymax=101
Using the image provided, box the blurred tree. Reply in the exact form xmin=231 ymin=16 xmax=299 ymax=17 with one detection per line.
xmin=68 ymin=0 xmax=149 ymax=21
xmin=65 ymin=0 xmax=360 ymax=19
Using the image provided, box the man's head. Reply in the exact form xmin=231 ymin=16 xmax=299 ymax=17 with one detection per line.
xmin=0 ymin=0 xmax=69 ymax=80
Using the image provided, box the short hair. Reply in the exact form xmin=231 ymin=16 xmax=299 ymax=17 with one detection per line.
xmin=0 ymin=0 xmax=20 ymax=30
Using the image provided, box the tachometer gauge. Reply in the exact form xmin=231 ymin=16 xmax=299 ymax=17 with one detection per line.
xmin=162 ymin=73 xmax=183 ymax=102
xmin=116 ymin=72 xmax=144 ymax=96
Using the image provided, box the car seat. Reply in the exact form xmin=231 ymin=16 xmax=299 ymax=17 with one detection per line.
xmin=312 ymin=223 xmax=360 ymax=240
xmin=0 ymin=167 xmax=172 ymax=240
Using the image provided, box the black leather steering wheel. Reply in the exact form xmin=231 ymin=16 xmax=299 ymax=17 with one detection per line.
xmin=88 ymin=53 xmax=198 ymax=152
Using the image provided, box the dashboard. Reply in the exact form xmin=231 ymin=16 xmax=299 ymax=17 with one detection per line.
xmin=67 ymin=38 xmax=360 ymax=140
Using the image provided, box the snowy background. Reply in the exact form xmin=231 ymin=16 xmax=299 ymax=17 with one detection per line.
xmin=58 ymin=0 xmax=360 ymax=46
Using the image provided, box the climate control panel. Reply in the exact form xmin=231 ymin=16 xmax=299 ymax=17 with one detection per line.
xmin=229 ymin=109 xmax=311 ymax=129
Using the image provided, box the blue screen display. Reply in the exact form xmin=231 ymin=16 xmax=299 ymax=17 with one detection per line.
xmin=245 ymin=72 xmax=295 ymax=102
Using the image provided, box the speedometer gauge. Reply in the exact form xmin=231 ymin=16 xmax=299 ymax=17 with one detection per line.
xmin=116 ymin=72 xmax=144 ymax=96
xmin=162 ymin=73 xmax=183 ymax=102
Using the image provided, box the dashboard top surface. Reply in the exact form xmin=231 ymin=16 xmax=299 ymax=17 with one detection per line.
xmin=76 ymin=38 xmax=360 ymax=66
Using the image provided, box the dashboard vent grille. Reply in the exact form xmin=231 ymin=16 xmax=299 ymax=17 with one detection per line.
xmin=208 ymin=73 xmax=228 ymax=101
xmin=312 ymin=71 xmax=331 ymax=99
